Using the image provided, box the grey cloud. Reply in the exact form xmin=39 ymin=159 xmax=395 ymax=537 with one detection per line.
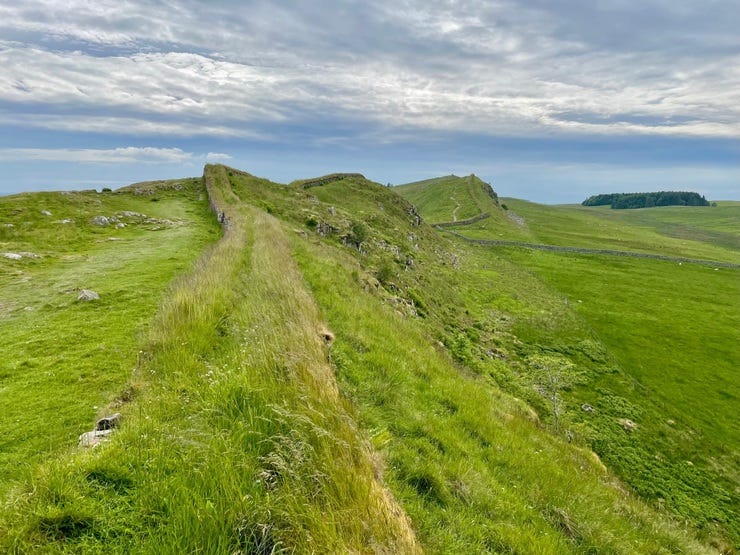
xmin=0 ymin=1 xmax=738 ymax=141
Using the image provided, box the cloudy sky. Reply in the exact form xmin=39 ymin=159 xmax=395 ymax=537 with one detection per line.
xmin=1 ymin=1 xmax=738 ymax=202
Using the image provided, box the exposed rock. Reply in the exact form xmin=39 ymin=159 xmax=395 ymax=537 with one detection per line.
xmin=95 ymin=412 xmax=122 ymax=431
xmin=91 ymin=215 xmax=110 ymax=226
xmin=114 ymin=223 xmax=126 ymax=229
xmin=41 ymin=210 xmax=52 ymax=216
xmin=2 ymin=223 xmax=14 ymax=228
xmin=18 ymin=252 xmax=39 ymax=258
xmin=60 ymin=219 xmax=74 ymax=224
xmin=78 ymin=429 xmax=114 ymax=448
xmin=77 ymin=289 xmax=100 ymax=301
xmin=79 ymin=413 xmax=122 ymax=448
xmin=618 ymin=418 xmax=638 ymax=432
xmin=581 ymin=403 xmax=595 ymax=413
xmin=117 ymin=211 xmax=146 ymax=219
xmin=3 ymin=253 xmax=23 ymax=260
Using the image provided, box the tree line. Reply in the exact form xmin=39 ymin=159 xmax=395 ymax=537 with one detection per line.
xmin=582 ymin=191 xmax=710 ymax=209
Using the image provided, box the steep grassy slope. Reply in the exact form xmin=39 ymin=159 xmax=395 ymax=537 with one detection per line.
xmin=398 ymin=177 xmax=739 ymax=551
xmin=0 ymin=180 xmax=219 ymax=494
xmin=395 ymin=174 xmax=499 ymax=223
xmin=0 ymin=167 xmax=723 ymax=553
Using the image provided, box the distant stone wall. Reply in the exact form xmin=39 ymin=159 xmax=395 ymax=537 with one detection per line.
xmin=433 ymin=213 xmax=491 ymax=227
xmin=298 ymin=173 xmax=365 ymax=189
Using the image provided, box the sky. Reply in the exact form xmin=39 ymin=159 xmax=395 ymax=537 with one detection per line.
xmin=0 ymin=1 xmax=738 ymax=203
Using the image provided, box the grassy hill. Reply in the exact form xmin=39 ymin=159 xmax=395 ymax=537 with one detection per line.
xmin=0 ymin=167 xmax=734 ymax=552
xmin=398 ymin=177 xmax=740 ymax=552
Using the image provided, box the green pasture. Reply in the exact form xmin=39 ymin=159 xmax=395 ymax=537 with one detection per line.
xmin=0 ymin=181 xmax=219 ymax=494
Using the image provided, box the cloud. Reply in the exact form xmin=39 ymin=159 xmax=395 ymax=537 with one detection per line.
xmin=0 ymin=1 xmax=738 ymax=142
xmin=0 ymin=146 xmax=194 ymax=163
xmin=205 ymin=152 xmax=232 ymax=161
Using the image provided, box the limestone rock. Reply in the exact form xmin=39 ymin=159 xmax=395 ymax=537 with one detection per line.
xmin=78 ymin=289 xmax=100 ymax=301
xmin=78 ymin=429 xmax=114 ymax=448
xmin=91 ymin=215 xmax=110 ymax=226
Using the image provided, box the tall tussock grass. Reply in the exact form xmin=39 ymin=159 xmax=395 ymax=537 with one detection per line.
xmin=1 ymin=166 xmax=418 ymax=553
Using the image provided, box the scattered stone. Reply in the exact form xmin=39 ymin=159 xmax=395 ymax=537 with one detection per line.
xmin=618 ymin=418 xmax=638 ymax=432
xmin=95 ymin=412 xmax=122 ymax=431
xmin=117 ymin=211 xmax=146 ymax=219
xmin=3 ymin=253 xmax=23 ymax=260
xmin=666 ymin=419 xmax=675 ymax=425
xmin=328 ymin=206 xmax=336 ymax=216
xmin=78 ymin=429 xmax=114 ymax=448
xmin=78 ymin=413 xmax=122 ymax=448
xmin=18 ymin=252 xmax=39 ymax=258
xmin=114 ymin=223 xmax=126 ymax=229
xmin=60 ymin=218 xmax=74 ymax=224
xmin=91 ymin=215 xmax=110 ymax=226
xmin=77 ymin=289 xmax=100 ymax=301
xmin=2 ymin=223 xmax=14 ymax=228
xmin=581 ymin=403 xmax=594 ymax=413
xmin=41 ymin=210 xmax=52 ymax=216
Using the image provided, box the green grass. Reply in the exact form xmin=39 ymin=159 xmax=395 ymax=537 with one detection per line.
xmin=397 ymin=177 xmax=739 ymax=550
xmin=0 ymin=180 xmax=219 ymax=495
xmin=0 ymin=167 xmax=732 ymax=553
xmin=395 ymin=174 xmax=499 ymax=223
xmin=499 ymin=248 xmax=740 ymax=545
xmin=488 ymin=199 xmax=740 ymax=264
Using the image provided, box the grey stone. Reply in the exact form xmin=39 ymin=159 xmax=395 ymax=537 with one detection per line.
xmin=78 ymin=429 xmax=114 ymax=448
xmin=91 ymin=215 xmax=110 ymax=226
xmin=95 ymin=413 xmax=122 ymax=431
xmin=77 ymin=289 xmax=100 ymax=301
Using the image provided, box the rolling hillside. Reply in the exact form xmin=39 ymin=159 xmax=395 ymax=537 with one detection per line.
xmin=398 ymin=176 xmax=740 ymax=552
xmin=0 ymin=167 xmax=734 ymax=553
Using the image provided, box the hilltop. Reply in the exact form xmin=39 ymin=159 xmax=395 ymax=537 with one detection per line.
xmin=0 ymin=166 xmax=736 ymax=553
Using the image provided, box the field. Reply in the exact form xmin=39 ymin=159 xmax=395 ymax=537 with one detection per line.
xmin=0 ymin=166 xmax=734 ymax=553
xmin=0 ymin=181 xmax=220 ymax=495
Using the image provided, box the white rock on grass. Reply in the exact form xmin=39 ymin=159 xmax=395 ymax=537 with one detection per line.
xmin=77 ymin=289 xmax=100 ymax=301
xmin=91 ymin=215 xmax=109 ymax=226
xmin=2 ymin=253 xmax=22 ymax=260
xmin=41 ymin=210 xmax=52 ymax=216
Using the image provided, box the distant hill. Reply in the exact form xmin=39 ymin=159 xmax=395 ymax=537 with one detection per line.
xmin=582 ymin=191 xmax=710 ymax=209
xmin=395 ymin=174 xmax=499 ymax=224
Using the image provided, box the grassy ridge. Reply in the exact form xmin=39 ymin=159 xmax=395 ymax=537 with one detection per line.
xmin=395 ymin=174 xmax=500 ymax=224
xmin=227 ymin=167 xmax=713 ymax=552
